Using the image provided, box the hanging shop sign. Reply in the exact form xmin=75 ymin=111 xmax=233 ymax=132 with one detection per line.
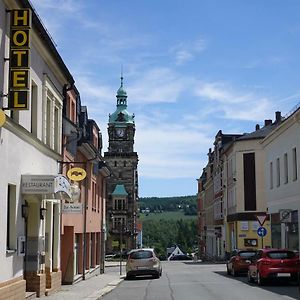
xmin=9 ymin=9 xmax=31 ymax=110
xmin=67 ymin=167 xmax=87 ymax=181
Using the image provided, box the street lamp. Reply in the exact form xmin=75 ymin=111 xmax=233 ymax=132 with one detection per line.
xmin=119 ymin=219 xmax=123 ymax=276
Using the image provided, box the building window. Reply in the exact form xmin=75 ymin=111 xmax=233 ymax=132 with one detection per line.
xmin=276 ymin=158 xmax=280 ymax=187
xmin=114 ymin=198 xmax=126 ymax=210
xmin=92 ymin=181 xmax=97 ymax=211
xmin=43 ymin=78 xmax=63 ymax=153
xmin=292 ymin=147 xmax=298 ymax=181
xmin=46 ymin=96 xmax=51 ymax=147
xmin=31 ymin=82 xmax=38 ymax=137
xmin=7 ymin=185 xmax=17 ymax=250
xmin=270 ymin=162 xmax=273 ymax=189
xmin=243 ymin=152 xmax=256 ymax=211
xmin=54 ymin=106 xmax=59 ymax=152
xmin=113 ymin=216 xmax=126 ymax=229
xmin=284 ymin=153 xmax=288 ymax=184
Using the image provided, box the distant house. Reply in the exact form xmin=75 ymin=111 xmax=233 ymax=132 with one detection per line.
xmin=167 ymin=245 xmax=184 ymax=260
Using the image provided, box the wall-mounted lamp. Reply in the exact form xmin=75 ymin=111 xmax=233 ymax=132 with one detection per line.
xmin=40 ymin=207 xmax=47 ymax=220
xmin=22 ymin=202 xmax=29 ymax=219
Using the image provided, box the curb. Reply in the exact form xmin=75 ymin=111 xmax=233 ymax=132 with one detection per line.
xmin=95 ymin=277 xmax=125 ymax=299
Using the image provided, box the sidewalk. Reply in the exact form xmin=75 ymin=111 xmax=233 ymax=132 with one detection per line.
xmin=43 ymin=262 xmax=125 ymax=300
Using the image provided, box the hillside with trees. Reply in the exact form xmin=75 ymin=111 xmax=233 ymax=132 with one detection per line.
xmin=139 ymin=195 xmax=197 ymax=216
xmin=139 ymin=195 xmax=198 ymax=259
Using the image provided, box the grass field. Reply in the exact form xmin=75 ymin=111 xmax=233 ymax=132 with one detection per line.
xmin=139 ymin=210 xmax=197 ymax=221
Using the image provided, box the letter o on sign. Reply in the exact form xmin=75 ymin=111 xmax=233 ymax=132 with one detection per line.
xmin=12 ymin=30 xmax=29 ymax=47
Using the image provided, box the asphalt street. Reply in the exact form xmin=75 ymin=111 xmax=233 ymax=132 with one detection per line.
xmin=102 ymin=261 xmax=300 ymax=300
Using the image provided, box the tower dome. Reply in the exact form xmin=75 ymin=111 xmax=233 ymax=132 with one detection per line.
xmin=109 ymin=75 xmax=134 ymax=124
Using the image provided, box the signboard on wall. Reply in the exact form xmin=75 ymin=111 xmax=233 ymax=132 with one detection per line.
xmin=62 ymin=203 xmax=83 ymax=214
xmin=9 ymin=9 xmax=31 ymax=110
xmin=21 ymin=175 xmax=71 ymax=198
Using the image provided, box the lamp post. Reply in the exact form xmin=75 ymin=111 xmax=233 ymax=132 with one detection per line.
xmin=119 ymin=219 xmax=123 ymax=276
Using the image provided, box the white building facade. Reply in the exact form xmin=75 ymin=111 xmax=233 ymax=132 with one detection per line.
xmin=0 ymin=0 xmax=74 ymax=298
xmin=262 ymin=108 xmax=300 ymax=251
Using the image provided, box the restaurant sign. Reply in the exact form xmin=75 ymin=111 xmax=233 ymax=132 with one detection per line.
xmin=22 ymin=175 xmax=71 ymax=198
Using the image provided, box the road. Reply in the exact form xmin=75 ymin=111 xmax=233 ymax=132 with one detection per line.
xmin=103 ymin=261 xmax=300 ymax=300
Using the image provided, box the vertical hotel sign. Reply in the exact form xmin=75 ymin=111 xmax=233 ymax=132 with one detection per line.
xmin=9 ymin=9 xmax=31 ymax=110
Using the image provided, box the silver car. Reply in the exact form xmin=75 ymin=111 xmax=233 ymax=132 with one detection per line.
xmin=126 ymin=248 xmax=162 ymax=279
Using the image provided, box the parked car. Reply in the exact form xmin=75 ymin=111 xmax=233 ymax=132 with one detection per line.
xmin=169 ymin=254 xmax=193 ymax=261
xmin=247 ymin=248 xmax=300 ymax=285
xmin=226 ymin=249 xmax=257 ymax=276
xmin=126 ymin=248 xmax=162 ymax=279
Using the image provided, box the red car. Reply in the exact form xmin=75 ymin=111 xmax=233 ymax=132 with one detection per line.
xmin=247 ymin=248 xmax=300 ymax=285
xmin=226 ymin=249 xmax=257 ymax=276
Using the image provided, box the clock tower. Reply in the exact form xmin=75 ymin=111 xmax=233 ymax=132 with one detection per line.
xmin=104 ymin=76 xmax=139 ymax=253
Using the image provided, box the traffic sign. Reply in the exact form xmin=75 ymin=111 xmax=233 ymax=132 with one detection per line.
xmin=257 ymin=227 xmax=267 ymax=237
xmin=256 ymin=214 xmax=267 ymax=226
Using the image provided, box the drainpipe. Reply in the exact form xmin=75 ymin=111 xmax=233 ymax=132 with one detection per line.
xmin=82 ymin=161 xmax=88 ymax=280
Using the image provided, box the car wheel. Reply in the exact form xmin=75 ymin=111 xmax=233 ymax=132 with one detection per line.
xmin=232 ymin=267 xmax=238 ymax=277
xmin=153 ymin=273 xmax=160 ymax=279
xmin=247 ymin=270 xmax=254 ymax=283
xmin=291 ymin=273 xmax=298 ymax=282
xmin=257 ymin=272 xmax=265 ymax=286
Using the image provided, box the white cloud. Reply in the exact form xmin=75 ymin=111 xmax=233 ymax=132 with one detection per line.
xmin=194 ymin=81 xmax=275 ymax=121
xmin=134 ymin=116 xmax=211 ymax=179
xmin=129 ymin=68 xmax=191 ymax=104
xmin=31 ymin=0 xmax=82 ymax=12
xmin=171 ymin=38 xmax=206 ymax=65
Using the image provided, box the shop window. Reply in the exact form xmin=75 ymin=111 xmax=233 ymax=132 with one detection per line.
xmin=271 ymin=213 xmax=281 ymax=249
xmin=6 ymin=185 xmax=17 ymax=251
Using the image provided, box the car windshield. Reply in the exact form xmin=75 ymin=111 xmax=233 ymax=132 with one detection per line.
xmin=130 ymin=250 xmax=153 ymax=259
xmin=267 ymin=251 xmax=296 ymax=259
xmin=239 ymin=251 xmax=256 ymax=258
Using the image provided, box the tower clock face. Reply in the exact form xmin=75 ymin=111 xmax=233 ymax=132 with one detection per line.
xmin=116 ymin=128 xmax=125 ymax=137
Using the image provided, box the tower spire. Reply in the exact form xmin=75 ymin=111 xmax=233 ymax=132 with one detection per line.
xmin=121 ymin=65 xmax=124 ymax=87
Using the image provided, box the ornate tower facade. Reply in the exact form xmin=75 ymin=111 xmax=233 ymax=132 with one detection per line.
xmin=104 ymin=77 xmax=139 ymax=253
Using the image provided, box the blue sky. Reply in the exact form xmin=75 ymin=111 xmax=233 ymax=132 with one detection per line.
xmin=30 ymin=0 xmax=300 ymax=197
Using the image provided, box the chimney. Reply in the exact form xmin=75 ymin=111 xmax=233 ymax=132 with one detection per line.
xmin=275 ymin=111 xmax=282 ymax=123
xmin=255 ymin=124 xmax=260 ymax=131
xmin=264 ymin=119 xmax=272 ymax=126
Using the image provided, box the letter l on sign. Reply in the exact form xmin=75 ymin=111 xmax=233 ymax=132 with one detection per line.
xmin=256 ymin=215 xmax=267 ymax=226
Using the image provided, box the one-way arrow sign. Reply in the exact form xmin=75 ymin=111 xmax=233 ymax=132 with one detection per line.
xmin=256 ymin=214 xmax=267 ymax=226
